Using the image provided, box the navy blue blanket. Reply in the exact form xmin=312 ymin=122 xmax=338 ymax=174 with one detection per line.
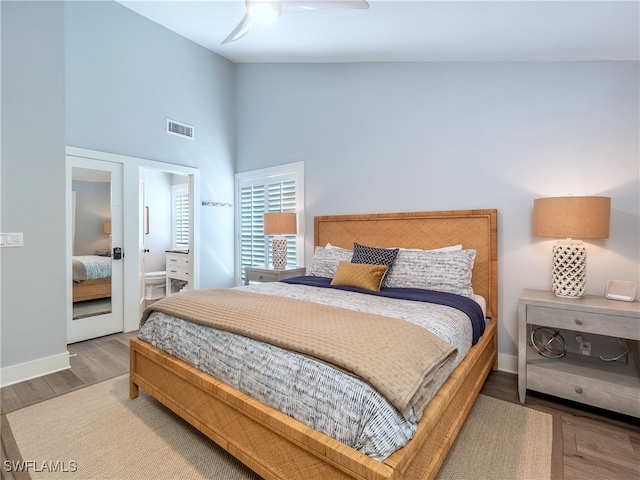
xmin=281 ymin=276 xmax=486 ymax=345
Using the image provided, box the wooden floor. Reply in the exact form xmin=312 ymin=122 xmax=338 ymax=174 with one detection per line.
xmin=2 ymin=331 xmax=639 ymax=480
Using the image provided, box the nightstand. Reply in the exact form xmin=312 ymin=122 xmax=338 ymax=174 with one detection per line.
xmin=244 ymin=266 xmax=306 ymax=285
xmin=518 ymin=288 xmax=640 ymax=417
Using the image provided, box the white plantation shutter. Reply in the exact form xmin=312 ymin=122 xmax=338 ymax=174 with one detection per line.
xmin=240 ymin=183 xmax=266 ymax=271
xmin=172 ymin=185 xmax=190 ymax=248
xmin=236 ymin=163 xmax=304 ymax=284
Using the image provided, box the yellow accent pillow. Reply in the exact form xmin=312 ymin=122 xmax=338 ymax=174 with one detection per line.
xmin=330 ymin=261 xmax=389 ymax=292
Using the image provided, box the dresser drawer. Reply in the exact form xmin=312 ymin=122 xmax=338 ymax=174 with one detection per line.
xmin=527 ymin=305 xmax=640 ymax=340
xmin=167 ymin=265 xmax=189 ymax=280
xmin=166 ymin=253 xmax=189 ymax=268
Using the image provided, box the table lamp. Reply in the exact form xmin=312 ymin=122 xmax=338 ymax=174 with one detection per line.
xmin=263 ymin=212 xmax=297 ymax=269
xmin=533 ymin=196 xmax=610 ymax=298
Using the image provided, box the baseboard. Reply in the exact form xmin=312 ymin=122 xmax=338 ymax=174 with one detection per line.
xmin=498 ymin=352 xmax=518 ymax=374
xmin=0 ymin=351 xmax=70 ymax=388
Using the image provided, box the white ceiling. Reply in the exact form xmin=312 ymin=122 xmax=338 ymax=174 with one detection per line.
xmin=117 ymin=0 xmax=640 ymax=64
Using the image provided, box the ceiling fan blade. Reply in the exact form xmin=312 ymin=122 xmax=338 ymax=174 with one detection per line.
xmin=221 ymin=0 xmax=369 ymax=44
xmin=221 ymin=12 xmax=254 ymax=44
xmin=281 ymin=0 xmax=370 ymax=15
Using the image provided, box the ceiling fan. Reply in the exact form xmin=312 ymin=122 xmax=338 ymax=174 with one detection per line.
xmin=222 ymin=0 xmax=370 ymax=44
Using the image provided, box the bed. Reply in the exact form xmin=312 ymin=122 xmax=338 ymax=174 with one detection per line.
xmin=72 ymin=255 xmax=112 ymax=302
xmin=130 ymin=209 xmax=498 ymax=479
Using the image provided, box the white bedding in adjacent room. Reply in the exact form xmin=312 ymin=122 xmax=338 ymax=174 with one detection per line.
xmin=72 ymin=255 xmax=111 ymax=281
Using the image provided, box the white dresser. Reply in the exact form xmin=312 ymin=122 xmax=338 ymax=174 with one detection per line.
xmin=166 ymin=252 xmax=190 ymax=295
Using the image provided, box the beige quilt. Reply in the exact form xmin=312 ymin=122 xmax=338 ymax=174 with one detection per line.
xmin=141 ymin=288 xmax=457 ymax=418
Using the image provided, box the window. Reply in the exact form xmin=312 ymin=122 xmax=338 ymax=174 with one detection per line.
xmin=235 ymin=162 xmax=305 ymax=284
xmin=172 ymin=184 xmax=189 ymax=249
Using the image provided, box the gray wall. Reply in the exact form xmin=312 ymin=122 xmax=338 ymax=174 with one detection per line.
xmin=1 ymin=1 xmax=67 ymax=371
xmin=235 ymin=61 xmax=640 ymax=362
xmin=65 ymin=1 xmax=237 ymax=290
xmin=1 ymin=0 xmax=236 ymax=376
xmin=2 ymin=0 xmax=638 ymax=377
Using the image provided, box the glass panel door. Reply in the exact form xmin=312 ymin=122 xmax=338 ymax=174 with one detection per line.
xmin=67 ymin=157 xmax=123 ymax=343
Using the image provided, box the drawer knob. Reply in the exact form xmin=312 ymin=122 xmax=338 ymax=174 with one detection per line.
xmin=575 ymin=386 xmax=583 ymax=394
xmin=574 ymin=319 xmax=583 ymax=326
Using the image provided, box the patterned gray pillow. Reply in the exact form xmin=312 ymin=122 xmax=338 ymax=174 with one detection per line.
xmin=307 ymin=246 xmax=353 ymax=278
xmin=351 ymin=243 xmax=399 ymax=287
xmin=385 ymin=249 xmax=477 ymax=298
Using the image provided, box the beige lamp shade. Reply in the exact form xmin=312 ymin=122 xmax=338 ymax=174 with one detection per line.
xmin=104 ymin=220 xmax=111 ymax=234
xmin=533 ymin=196 xmax=611 ymax=239
xmin=263 ymin=212 xmax=297 ymax=235
xmin=264 ymin=212 xmax=296 ymax=269
xmin=532 ymin=196 xmax=611 ymax=298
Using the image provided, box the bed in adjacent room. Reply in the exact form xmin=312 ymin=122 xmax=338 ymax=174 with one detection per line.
xmin=130 ymin=209 xmax=498 ymax=480
xmin=72 ymin=255 xmax=112 ymax=302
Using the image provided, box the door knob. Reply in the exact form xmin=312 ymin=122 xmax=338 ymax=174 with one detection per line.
xmin=143 ymin=249 xmax=150 ymax=253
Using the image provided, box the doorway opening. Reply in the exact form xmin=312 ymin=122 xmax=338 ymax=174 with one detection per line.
xmin=140 ymin=168 xmax=192 ymax=313
xmin=66 ymin=147 xmax=199 ymax=343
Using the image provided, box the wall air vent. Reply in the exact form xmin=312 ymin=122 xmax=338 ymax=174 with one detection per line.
xmin=166 ymin=119 xmax=194 ymax=139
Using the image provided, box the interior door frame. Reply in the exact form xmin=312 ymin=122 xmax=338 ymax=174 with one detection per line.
xmin=66 ymin=147 xmax=200 ymax=336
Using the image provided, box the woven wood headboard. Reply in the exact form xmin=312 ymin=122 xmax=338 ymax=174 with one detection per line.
xmin=314 ymin=209 xmax=498 ymax=321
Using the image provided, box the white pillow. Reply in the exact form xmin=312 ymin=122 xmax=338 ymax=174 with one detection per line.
xmin=398 ymin=244 xmax=462 ymax=252
xmin=325 ymin=243 xmax=352 ymax=250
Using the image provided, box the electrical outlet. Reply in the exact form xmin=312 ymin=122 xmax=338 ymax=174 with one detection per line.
xmin=580 ymin=341 xmax=592 ymax=356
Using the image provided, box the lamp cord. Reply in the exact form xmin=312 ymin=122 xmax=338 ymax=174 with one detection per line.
xmin=599 ymin=338 xmax=629 ymax=362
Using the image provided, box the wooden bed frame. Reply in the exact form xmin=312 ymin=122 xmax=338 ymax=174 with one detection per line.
xmin=130 ymin=209 xmax=498 ymax=480
xmin=73 ymin=278 xmax=111 ymax=302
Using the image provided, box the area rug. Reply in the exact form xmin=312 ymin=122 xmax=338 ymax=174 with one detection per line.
xmin=4 ymin=375 xmax=554 ymax=479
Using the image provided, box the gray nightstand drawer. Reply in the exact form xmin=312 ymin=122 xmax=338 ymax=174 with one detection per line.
xmin=249 ymin=270 xmax=279 ymax=282
xmin=527 ymin=353 xmax=640 ymax=417
xmin=528 ymin=305 xmax=640 ymax=340
xmin=244 ymin=266 xmax=306 ymax=285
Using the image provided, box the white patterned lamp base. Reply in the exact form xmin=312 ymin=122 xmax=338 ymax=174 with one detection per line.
xmin=271 ymin=235 xmax=288 ymax=269
xmin=552 ymin=241 xmax=586 ymax=298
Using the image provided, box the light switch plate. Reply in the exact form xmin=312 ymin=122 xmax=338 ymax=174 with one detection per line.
xmin=0 ymin=233 xmax=24 ymax=247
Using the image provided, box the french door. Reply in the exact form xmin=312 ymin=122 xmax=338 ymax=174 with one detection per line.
xmin=67 ymin=156 xmax=124 ymax=343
